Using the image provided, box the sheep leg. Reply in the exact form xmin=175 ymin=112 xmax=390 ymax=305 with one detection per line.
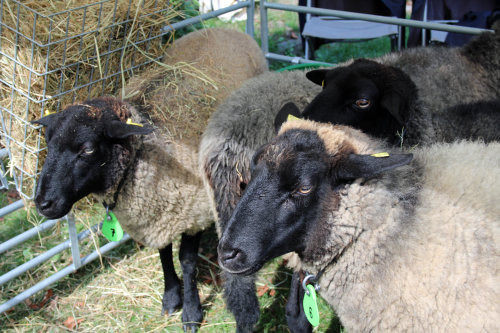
xmin=179 ymin=231 xmax=203 ymax=332
xmin=159 ymin=244 xmax=182 ymax=316
xmin=286 ymin=271 xmax=312 ymax=333
xmin=223 ymin=271 xmax=260 ymax=333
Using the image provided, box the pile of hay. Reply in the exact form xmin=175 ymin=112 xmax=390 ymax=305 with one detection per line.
xmin=0 ymin=0 xmax=183 ymax=199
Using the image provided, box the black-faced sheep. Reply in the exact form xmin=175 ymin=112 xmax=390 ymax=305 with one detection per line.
xmin=32 ymin=28 xmax=267 ymax=331
xmin=218 ymin=119 xmax=500 ymax=332
xmin=301 ymin=27 xmax=500 ymax=146
xmin=199 ymin=70 xmax=321 ymax=332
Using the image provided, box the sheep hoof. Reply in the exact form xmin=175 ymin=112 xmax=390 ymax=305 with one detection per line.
xmin=182 ymin=323 xmax=199 ymax=333
xmin=161 ymin=289 xmax=182 ymax=316
xmin=161 ymin=306 xmax=180 ymax=317
xmin=181 ymin=304 xmax=202 ymax=332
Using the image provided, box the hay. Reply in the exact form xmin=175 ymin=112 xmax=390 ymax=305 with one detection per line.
xmin=122 ymin=62 xmax=220 ymax=144
xmin=0 ymin=0 xmax=183 ymax=199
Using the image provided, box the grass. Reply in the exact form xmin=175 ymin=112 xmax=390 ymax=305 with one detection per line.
xmin=1 ymin=220 xmax=340 ymax=332
xmin=0 ymin=1 xmax=395 ymax=331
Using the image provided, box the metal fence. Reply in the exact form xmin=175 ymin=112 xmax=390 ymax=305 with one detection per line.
xmin=259 ymin=0 xmax=492 ymax=65
xmin=0 ymin=0 xmax=492 ymax=317
xmin=0 ymin=0 xmax=255 ymax=315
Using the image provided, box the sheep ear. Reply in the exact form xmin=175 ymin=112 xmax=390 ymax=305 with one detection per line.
xmin=335 ymin=153 xmax=413 ymax=181
xmin=274 ymin=102 xmax=302 ymax=133
xmin=31 ymin=112 xmax=62 ymax=127
xmin=105 ymin=120 xmax=154 ymax=139
xmin=31 ymin=113 xmax=65 ymax=141
xmin=381 ymin=92 xmax=405 ymax=125
xmin=251 ymin=143 xmax=270 ymax=171
xmin=306 ymin=69 xmax=328 ymax=86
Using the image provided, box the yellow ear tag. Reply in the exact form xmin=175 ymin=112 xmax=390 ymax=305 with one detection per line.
xmin=126 ymin=118 xmax=143 ymax=127
xmin=44 ymin=110 xmax=56 ymax=116
xmin=287 ymin=114 xmax=300 ymax=122
xmin=321 ymin=80 xmax=325 ymax=87
xmin=371 ymin=152 xmax=390 ymax=158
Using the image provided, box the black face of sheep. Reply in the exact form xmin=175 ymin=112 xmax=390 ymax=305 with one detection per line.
xmin=302 ymin=59 xmax=417 ymax=142
xmin=218 ymin=127 xmax=412 ymax=275
xmin=32 ymin=98 xmax=153 ymax=219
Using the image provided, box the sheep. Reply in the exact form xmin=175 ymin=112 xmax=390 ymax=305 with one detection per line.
xmin=199 ymin=62 xmax=499 ymax=332
xmin=199 ymin=70 xmax=321 ymax=332
xmin=201 ymin=26 xmax=500 ymax=333
xmin=218 ymin=118 xmax=500 ymax=332
xmin=274 ymin=97 xmax=500 ymax=333
xmin=301 ymin=26 xmax=500 ymax=146
xmin=32 ymin=28 xmax=267 ymax=332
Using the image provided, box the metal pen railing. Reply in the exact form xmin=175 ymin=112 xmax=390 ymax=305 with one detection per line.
xmin=0 ymin=0 xmax=255 ymax=316
xmin=259 ymin=1 xmax=492 ymax=64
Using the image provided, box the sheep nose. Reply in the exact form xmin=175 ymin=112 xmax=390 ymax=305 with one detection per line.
xmin=218 ymin=246 xmax=242 ymax=266
xmin=36 ymin=197 xmax=53 ymax=212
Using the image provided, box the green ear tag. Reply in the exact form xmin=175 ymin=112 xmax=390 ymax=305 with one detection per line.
xmin=303 ymin=284 xmax=320 ymax=326
xmin=102 ymin=211 xmax=123 ymax=242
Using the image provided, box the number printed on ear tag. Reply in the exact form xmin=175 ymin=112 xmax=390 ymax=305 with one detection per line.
xmin=102 ymin=211 xmax=123 ymax=242
xmin=303 ymin=284 xmax=320 ymax=326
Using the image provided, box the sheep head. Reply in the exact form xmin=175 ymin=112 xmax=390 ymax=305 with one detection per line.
xmin=32 ymin=97 xmax=153 ymax=219
xmin=302 ymin=59 xmax=417 ymax=143
xmin=218 ymin=119 xmax=412 ymax=276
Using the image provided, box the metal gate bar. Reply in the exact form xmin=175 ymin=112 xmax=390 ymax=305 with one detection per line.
xmin=259 ymin=1 xmax=493 ymax=64
xmin=0 ymin=217 xmax=59 ymax=255
xmin=0 ymin=0 xmax=255 ymax=316
xmin=0 ymin=233 xmax=131 ymax=314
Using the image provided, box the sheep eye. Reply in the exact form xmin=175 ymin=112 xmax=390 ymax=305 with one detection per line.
xmin=354 ymin=99 xmax=371 ymax=109
xmin=80 ymin=144 xmax=94 ymax=156
xmin=296 ymin=185 xmax=313 ymax=195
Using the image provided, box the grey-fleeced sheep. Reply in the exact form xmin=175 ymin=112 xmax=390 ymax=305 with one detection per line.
xmin=199 ymin=70 xmax=321 ymax=331
xmin=302 ymin=27 xmax=500 ymax=146
xmin=218 ymin=119 xmax=500 ymax=333
xmin=32 ymin=28 xmax=267 ymax=331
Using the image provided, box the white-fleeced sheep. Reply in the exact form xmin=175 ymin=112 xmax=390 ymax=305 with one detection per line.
xmin=32 ymin=28 xmax=267 ymax=332
xmin=218 ymin=118 xmax=500 ymax=333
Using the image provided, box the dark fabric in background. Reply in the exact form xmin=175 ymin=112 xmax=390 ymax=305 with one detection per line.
xmin=297 ymin=0 xmax=499 ymax=51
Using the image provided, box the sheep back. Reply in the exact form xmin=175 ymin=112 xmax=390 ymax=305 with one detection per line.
xmin=461 ymin=23 xmax=500 ymax=94
xmin=123 ymin=28 xmax=267 ymax=147
xmin=379 ymin=32 xmax=499 ymax=118
xmin=164 ymin=28 xmax=268 ymax=90
xmin=431 ymin=99 xmax=500 ymax=142
xmin=199 ymin=70 xmax=321 ymax=232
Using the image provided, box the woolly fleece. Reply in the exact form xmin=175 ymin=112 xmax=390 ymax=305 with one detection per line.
xmin=280 ymin=119 xmax=500 ymax=332
xmin=199 ymin=70 xmax=321 ymax=232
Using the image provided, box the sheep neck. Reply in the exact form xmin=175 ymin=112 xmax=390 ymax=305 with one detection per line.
xmin=99 ymin=134 xmax=144 ymax=211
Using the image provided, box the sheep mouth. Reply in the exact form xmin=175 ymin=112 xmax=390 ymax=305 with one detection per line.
xmin=35 ymin=199 xmax=72 ymax=220
xmin=218 ymin=260 xmax=263 ymax=276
